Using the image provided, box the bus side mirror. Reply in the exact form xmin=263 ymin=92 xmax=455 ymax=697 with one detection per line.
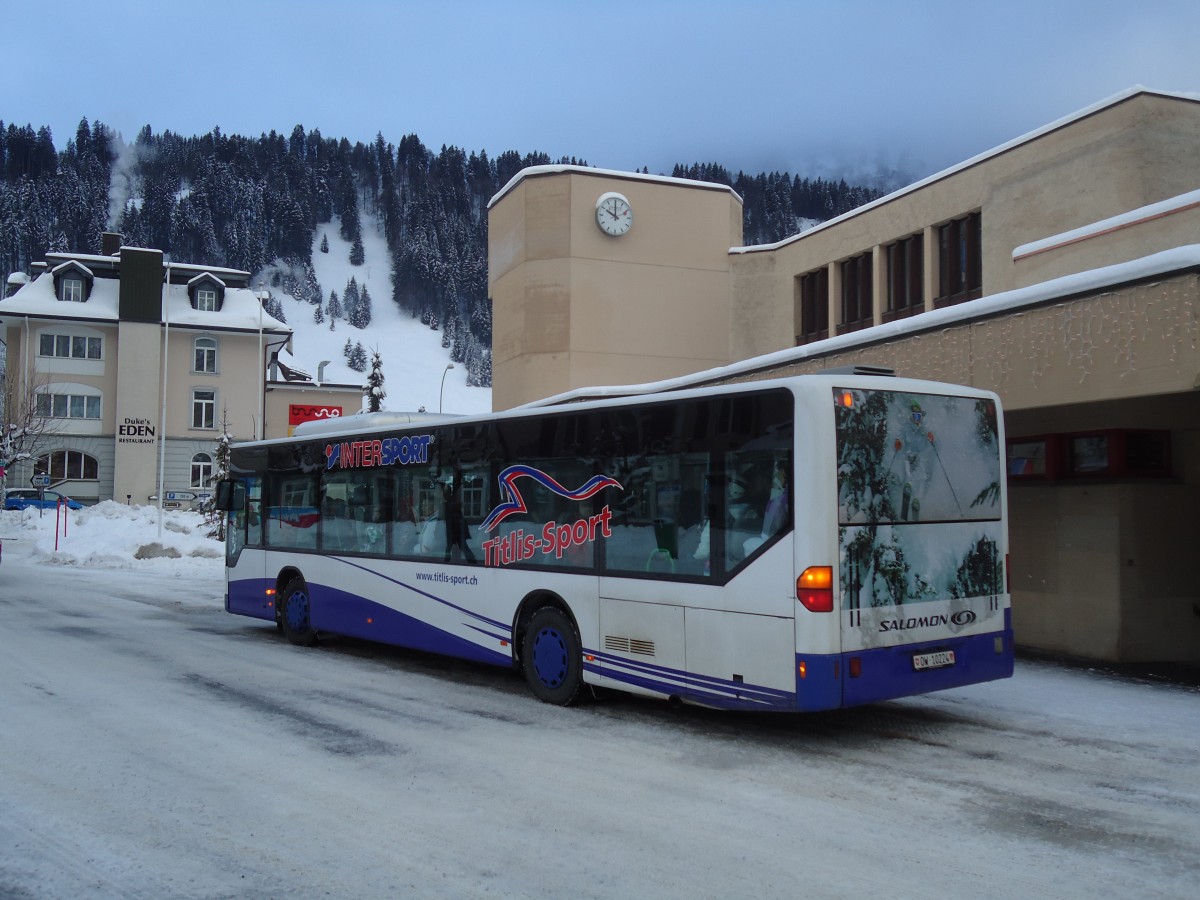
xmin=214 ymin=480 xmax=246 ymax=512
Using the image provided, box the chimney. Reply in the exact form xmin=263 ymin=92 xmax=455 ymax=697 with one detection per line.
xmin=101 ymin=232 xmax=122 ymax=256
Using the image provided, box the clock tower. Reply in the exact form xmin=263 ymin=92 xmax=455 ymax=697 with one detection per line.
xmin=487 ymin=167 xmax=743 ymax=410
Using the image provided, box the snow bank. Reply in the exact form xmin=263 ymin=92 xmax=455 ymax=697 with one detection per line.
xmin=1 ymin=501 xmax=224 ymax=576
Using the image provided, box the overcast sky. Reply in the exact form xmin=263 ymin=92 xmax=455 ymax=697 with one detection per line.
xmin=5 ymin=1 xmax=1199 ymax=184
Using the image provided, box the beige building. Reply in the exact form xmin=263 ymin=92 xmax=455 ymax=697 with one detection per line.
xmin=487 ymin=166 xmax=743 ymax=410
xmin=2 ymin=235 xmax=360 ymax=506
xmin=487 ymin=87 xmax=1200 ymax=666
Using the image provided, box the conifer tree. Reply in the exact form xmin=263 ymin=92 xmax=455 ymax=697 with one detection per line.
xmin=364 ymin=348 xmax=386 ymax=412
xmin=313 ymin=303 xmax=324 ymax=325
xmin=350 ymin=233 xmax=364 ymax=265
xmin=348 ymin=341 xmax=368 ymax=372
xmin=351 ymin=284 xmax=373 ymax=329
xmin=327 ymin=288 xmax=343 ymax=320
xmin=203 ymin=409 xmax=233 ymax=540
xmin=320 ymin=233 xmax=329 ymax=253
xmin=342 ymin=277 xmax=360 ymax=323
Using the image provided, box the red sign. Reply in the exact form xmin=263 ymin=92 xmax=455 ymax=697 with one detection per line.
xmin=288 ymin=404 xmax=342 ymax=435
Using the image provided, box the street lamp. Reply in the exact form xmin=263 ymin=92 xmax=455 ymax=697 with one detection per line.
xmin=439 ymin=363 xmax=454 ymax=413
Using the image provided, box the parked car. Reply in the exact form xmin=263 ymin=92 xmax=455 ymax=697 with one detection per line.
xmin=4 ymin=489 xmax=83 ymax=511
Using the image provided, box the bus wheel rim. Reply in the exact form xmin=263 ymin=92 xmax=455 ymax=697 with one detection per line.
xmin=287 ymin=591 xmax=309 ymax=631
xmin=532 ymin=627 xmax=567 ymax=688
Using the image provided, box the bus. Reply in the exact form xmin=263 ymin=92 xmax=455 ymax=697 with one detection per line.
xmin=215 ymin=371 xmax=1013 ymax=711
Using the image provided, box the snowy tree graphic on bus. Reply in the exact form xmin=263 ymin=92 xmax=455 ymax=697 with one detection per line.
xmin=835 ymin=388 xmax=1003 ymax=608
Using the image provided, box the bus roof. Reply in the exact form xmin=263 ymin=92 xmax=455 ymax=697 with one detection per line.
xmin=240 ymin=372 xmax=1001 ymax=450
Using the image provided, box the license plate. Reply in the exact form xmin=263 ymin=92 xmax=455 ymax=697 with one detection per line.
xmin=913 ymin=650 xmax=956 ymax=671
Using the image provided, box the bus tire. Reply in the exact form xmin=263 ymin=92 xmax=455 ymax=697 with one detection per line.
xmin=280 ymin=577 xmax=318 ymax=647
xmin=522 ymin=607 xmax=584 ymax=706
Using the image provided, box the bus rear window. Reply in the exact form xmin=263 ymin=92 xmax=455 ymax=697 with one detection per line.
xmin=835 ymin=389 xmax=1001 ymax=525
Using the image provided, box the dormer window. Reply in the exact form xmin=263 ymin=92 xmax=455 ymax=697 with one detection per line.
xmin=51 ymin=260 xmax=94 ymax=303
xmin=188 ymin=273 xmax=226 ymax=311
xmin=62 ymin=277 xmax=85 ymax=302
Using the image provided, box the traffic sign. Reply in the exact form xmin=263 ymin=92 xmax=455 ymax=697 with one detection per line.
xmin=31 ymin=474 xmax=51 ymax=487
xmin=165 ymin=490 xmax=197 ymax=502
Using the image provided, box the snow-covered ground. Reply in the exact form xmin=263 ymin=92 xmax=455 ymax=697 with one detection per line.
xmin=2 ymin=503 xmax=1199 ymax=898
xmin=273 ymin=213 xmax=491 ymax=416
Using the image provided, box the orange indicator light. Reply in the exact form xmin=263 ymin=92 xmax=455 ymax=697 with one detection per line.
xmin=797 ymin=566 xmax=834 ymax=613
xmin=840 ymin=391 xmax=854 ymax=408
xmin=798 ymin=660 xmax=808 ymax=679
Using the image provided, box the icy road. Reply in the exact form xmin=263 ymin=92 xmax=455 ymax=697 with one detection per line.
xmin=1 ymin=537 xmax=1198 ymax=899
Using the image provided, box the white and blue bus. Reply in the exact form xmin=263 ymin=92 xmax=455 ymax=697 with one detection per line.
xmin=215 ymin=371 xmax=1013 ymax=711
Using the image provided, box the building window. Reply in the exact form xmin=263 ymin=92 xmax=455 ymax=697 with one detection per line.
xmin=61 ymin=277 xmax=84 ymax=302
xmin=840 ymin=252 xmax=873 ymax=332
xmin=936 ymin=211 xmax=982 ymax=307
xmin=35 ymin=392 xmax=101 ymax=419
xmin=795 ymin=268 xmax=829 ymax=344
xmin=885 ymin=233 xmax=924 ymax=321
xmin=196 ymin=288 xmax=218 ymax=311
xmin=191 ymin=389 xmax=216 ymax=429
xmin=35 ymin=450 xmax=99 ymax=481
xmin=191 ymin=452 xmax=214 ymax=488
xmin=194 ymin=337 xmax=217 ymax=373
xmin=39 ymin=334 xmax=102 ymax=360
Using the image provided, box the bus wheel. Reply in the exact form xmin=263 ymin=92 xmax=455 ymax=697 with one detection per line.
xmin=280 ymin=577 xmax=317 ymax=647
xmin=523 ymin=607 xmax=584 ymax=706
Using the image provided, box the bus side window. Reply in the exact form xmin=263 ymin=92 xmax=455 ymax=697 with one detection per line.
xmin=246 ymin=477 xmax=263 ymax=547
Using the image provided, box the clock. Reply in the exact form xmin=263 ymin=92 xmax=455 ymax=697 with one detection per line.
xmin=596 ymin=192 xmax=633 ymax=236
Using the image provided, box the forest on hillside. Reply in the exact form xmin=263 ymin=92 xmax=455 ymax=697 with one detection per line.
xmin=0 ymin=119 xmax=885 ymax=387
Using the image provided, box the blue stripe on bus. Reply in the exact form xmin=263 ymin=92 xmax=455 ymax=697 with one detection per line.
xmin=592 ymin=650 xmax=794 ymax=701
xmin=587 ymin=652 xmax=798 ymax=709
xmin=327 ymin=557 xmax=509 ymax=630
xmin=309 ymin=580 xmax=512 ymax=667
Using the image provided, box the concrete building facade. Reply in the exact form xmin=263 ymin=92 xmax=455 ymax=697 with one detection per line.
xmin=488 ymin=167 xmax=743 ymax=410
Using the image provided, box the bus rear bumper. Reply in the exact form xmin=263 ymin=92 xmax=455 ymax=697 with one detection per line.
xmin=839 ymin=629 xmax=1015 ymax=708
xmin=794 ymin=629 xmax=1014 ymax=711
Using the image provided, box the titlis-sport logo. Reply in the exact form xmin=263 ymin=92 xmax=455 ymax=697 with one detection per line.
xmin=877 ymin=609 xmax=977 ymax=633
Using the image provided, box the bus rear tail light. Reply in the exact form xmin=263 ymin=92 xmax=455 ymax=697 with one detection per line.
xmin=797 ymin=566 xmax=833 ymax=612
xmin=848 ymin=657 xmax=862 ymax=678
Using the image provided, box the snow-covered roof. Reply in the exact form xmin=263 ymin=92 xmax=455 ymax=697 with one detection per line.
xmin=1014 ymin=187 xmax=1200 ymax=260
xmin=520 ymin=244 xmax=1200 ymax=408
xmin=51 ymin=260 xmax=94 ymax=277
xmin=0 ymin=270 xmax=289 ymax=334
xmin=187 ymin=271 xmax=226 ymax=288
xmin=733 ymin=86 xmax=1200 ymax=255
xmin=488 ymin=164 xmax=742 ymax=210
